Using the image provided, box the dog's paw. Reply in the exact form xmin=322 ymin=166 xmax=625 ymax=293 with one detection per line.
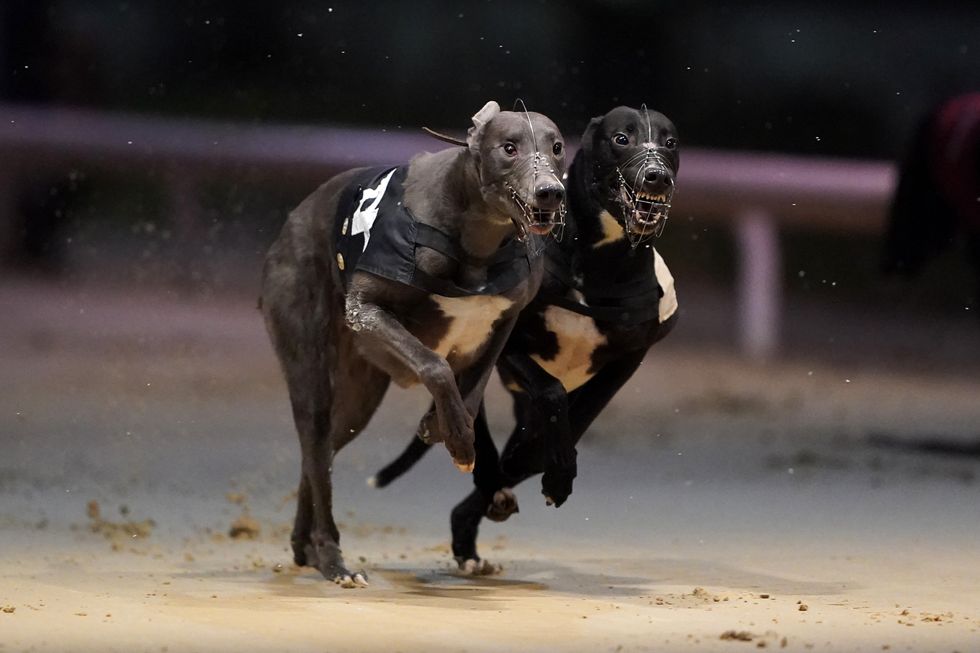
xmin=416 ymin=409 xmax=441 ymax=444
xmin=445 ymin=431 xmax=476 ymax=474
xmin=434 ymin=403 xmax=475 ymax=471
xmin=485 ymin=488 xmax=519 ymax=522
xmin=455 ymin=558 xmax=502 ymax=576
xmin=332 ymin=570 xmax=369 ymax=588
xmin=541 ymin=465 xmax=576 ymax=508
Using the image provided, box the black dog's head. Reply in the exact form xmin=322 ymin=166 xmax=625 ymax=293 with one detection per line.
xmin=466 ymin=101 xmax=567 ymax=240
xmin=581 ymin=105 xmax=679 ymax=240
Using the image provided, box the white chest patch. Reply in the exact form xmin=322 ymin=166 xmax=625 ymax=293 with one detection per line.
xmin=431 ymin=295 xmax=514 ymax=362
xmin=531 ymin=305 xmax=607 ymax=392
xmin=592 ymin=210 xmax=626 ymax=249
xmin=653 ymin=249 xmax=678 ymax=323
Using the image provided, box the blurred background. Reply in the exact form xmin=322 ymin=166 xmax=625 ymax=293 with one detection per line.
xmin=2 ymin=0 xmax=979 ymax=366
xmin=2 ymin=0 xmax=979 ymax=457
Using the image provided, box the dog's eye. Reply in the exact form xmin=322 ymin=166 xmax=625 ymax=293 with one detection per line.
xmin=503 ymin=142 xmax=518 ymax=156
xmin=552 ymin=142 xmax=563 ymax=156
xmin=665 ymin=137 xmax=677 ymax=150
xmin=613 ymin=133 xmax=629 ymax=146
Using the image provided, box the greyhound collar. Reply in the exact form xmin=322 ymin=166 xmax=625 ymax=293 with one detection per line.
xmin=334 ymin=166 xmax=535 ymax=297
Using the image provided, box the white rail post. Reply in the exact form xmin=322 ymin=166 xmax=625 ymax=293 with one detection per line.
xmin=735 ymin=208 xmax=781 ymax=361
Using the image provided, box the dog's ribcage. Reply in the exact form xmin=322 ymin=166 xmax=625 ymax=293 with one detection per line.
xmin=529 ymin=249 xmax=677 ymax=392
xmin=530 ymin=304 xmax=606 ymax=392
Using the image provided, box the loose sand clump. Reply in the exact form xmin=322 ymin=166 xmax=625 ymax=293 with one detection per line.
xmin=86 ymin=500 xmax=155 ymax=551
xmin=222 ymin=489 xmax=261 ymax=539
xmin=720 ymin=630 xmax=755 ymax=641
xmin=228 ymin=514 xmax=261 ymax=539
xmin=686 ymin=587 xmax=729 ymax=603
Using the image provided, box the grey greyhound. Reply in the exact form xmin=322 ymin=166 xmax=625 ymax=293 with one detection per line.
xmin=260 ymin=101 xmax=566 ymax=586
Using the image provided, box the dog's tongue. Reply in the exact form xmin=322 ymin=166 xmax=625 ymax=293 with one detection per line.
xmin=529 ymin=223 xmax=554 ymax=235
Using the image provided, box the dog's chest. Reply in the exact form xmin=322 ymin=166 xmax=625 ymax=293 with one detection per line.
xmin=423 ymin=294 xmax=515 ymax=366
xmin=530 ymin=303 xmax=607 ymax=392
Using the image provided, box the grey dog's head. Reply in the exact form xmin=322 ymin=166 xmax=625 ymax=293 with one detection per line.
xmin=466 ymin=101 xmax=567 ymax=239
xmin=581 ymin=105 xmax=679 ymax=239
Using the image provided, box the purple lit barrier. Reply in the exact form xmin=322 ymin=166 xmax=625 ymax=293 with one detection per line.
xmin=672 ymin=150 xmax=896 ymax=359
xmin=0 ymin=104 xmax=898 ymax=359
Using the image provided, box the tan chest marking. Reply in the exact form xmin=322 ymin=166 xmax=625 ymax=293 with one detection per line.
xmin=592 ymin=210 xmax=626 ymax=249
xmin=653 ymin=249 xmax=677 ymax=322
xmin=431 ymin=295 xmax=514 ymax=361
xmin=531 ymin=305 xmax=607 ymax=392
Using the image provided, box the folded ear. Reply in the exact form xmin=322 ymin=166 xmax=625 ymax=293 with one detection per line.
xmin=467 ymin=101 xmax=501 ymax=149
xmin=579 ymin=116 xmax=604 ymax=155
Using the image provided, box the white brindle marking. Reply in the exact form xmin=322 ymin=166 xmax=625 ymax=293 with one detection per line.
xmin=431 ymin=295 xmax=514 ymax=363
xmin=531 ymin=305 xmax=607 ymax=392
xmin=653 ymin=250 xmax=677 ymax=322
xmin=592 ymin=210 xmax=626 ymax=248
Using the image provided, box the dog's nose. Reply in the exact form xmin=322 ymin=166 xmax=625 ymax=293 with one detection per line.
xmin=642 ymin=168 xmax=673 ymax=194
xmin=533 ymin=183 xmax=565 ymax=210
xmin=644 ymin=168 xmax=665 ymax=183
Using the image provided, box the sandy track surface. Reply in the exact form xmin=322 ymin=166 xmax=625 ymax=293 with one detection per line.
xmin=2 ymin=281 xmax=979 ymax=652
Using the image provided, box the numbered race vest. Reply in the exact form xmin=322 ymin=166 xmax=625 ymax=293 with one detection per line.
xmin=333 ymin=166 xmax=535 ymax=297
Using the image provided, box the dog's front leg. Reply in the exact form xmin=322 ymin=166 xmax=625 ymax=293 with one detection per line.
xmin=412 ymin=311 xmax=520 ymax=470
xmin=457 ymin=313 xmax=520 ymax=417
xmin=566 ymin=349 xmax=647 ymax=443
xmin=496 ymin=350 xmax=576 ymax=507
xmin=346 ymin=293 xmax=475 ymax=470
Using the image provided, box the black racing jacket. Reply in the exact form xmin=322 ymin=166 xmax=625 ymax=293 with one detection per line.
xmin=333 ymin=166 xmax=536 ymax=297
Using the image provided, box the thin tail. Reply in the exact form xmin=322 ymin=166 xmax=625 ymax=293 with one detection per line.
xmin=367 ymin=436 xmax=433 ymax=488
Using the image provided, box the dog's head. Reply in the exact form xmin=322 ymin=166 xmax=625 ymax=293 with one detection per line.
xmin=581 ymin=105 xmax=679 ymax=240
xmin=466 ymin=101 xmax=567 ymax=240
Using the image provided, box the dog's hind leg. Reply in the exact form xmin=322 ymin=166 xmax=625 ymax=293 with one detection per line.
xmin=280 ymin=329 xmax=388 ymax=587
xmin=263 ymin=249 xmax=387 ymax=586
xmin=291 ymin=472 xmax=313 ymax=566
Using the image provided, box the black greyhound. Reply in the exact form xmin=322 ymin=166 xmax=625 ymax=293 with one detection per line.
xmin=260 ymin=101 xmax=567 ymax=586
xmin=371 ymin=106 xmax=680 ymax=572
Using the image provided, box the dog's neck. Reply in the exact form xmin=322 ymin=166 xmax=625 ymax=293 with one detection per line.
xmin=563 ymin=152 xmax=657 ymax=294
xmin=405 ymin=148 xmax=518 ymax=264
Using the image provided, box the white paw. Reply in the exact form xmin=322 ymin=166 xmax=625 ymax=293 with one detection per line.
xmin=334 ymin=572 xmax=369 ymax=588
xmin=457 ymin=558 xmax=502 ymax=576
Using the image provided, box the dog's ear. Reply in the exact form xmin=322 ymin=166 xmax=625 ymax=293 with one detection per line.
xmin=467 ymin=101 xmax=501 ymax=149
xmin=580 ymin=116 xmax=604 ymax=155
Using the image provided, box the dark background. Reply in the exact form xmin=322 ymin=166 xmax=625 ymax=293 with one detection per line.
xmin=2 ymin=1 xmax=979 ymax=358
xmin=4 ymin=0 xmax=978 ymax=157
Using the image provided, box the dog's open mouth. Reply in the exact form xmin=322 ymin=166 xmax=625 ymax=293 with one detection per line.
xmin=508 ymin=186 xmax=561 ymax=238
xmin=619 ymin=183 xmax=672 ymax=239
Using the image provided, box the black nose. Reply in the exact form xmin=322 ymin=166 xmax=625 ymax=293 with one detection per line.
xmin=534 ymin=183 xmax=565 ymax=210
xmin=641 ymin=167 xmax=673 ymax=194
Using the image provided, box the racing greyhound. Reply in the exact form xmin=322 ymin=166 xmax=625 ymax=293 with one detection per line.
xmin=371 ymin=106 xmax=680 ymax=572
xmin=260 ymin=101 xmax=566 ymax=586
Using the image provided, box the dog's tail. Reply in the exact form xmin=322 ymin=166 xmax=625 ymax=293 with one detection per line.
xmin=367 ymin=437 xmax=433 ymax=488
